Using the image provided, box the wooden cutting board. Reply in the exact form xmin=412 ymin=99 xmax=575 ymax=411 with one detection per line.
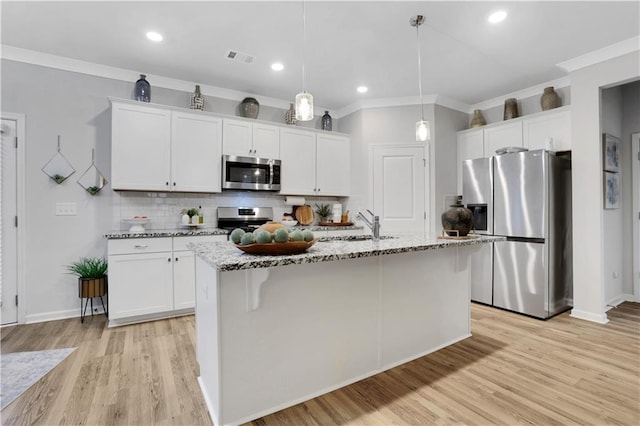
xmin=295 ymin=205 xmax=315 ymax=225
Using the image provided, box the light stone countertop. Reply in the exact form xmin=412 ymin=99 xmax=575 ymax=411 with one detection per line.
xmin=104 ymin=224 xmax=363 ymax=239
xmin=189 ymin=235 xmax=504 ymax=272
xmin=104 ymin=228 xmax=228 ymax=239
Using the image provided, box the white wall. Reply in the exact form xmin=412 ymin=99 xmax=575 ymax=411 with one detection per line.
xmin=0 ymin=59 xmax=338 ymax=322
xmin=569 ymin=51 xmax=640 ymax=323
xmin=621 ymin=81 xmax=640 ymax=299
xmin=601 ymin=86 xmax=624 ymax=305
xmin=339 ymin=104 xmax=468 ymax=237
xmin=433 ymin=105 xmax=468 ymax=233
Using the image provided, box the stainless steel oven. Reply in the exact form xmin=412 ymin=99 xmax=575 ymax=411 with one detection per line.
xmin=222 ymin=155 xmax=281 ymax=191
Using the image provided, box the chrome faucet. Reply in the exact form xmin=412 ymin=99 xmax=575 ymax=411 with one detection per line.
xmin=357 ymin=209 xmax=381 ymax=241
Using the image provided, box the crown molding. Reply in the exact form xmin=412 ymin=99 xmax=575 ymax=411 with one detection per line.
xmin=468 ymin=76 xmax=571 ymax=113
xmin=557 ymin=36 xmax=640 ymax=73
xmin=0 ymin=45 xmax=334 ymax=115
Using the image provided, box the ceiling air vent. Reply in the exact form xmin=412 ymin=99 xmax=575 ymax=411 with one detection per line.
xmin=225 ymin=50 xmax=255 ymax=64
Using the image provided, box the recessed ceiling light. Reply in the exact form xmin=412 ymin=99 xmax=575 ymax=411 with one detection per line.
xmin=488 ymin=10 xmax=507 ymax=24
xmin=357 ymin=86 xmax=368 ymax=93
xmin=146 ymin=31 xmax=163 ymax=42
xmin=271 ymin=62 xmax=284 ymax=71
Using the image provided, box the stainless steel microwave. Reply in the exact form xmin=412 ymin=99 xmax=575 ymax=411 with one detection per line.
xmin=222 ymin=155 xmax=281 ymax=191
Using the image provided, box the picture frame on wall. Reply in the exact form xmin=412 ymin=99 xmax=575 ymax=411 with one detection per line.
xmin=603 ymin=133 xmax=621 ymax=172
xmin=604 ymin=171 xmax=620 ymax=209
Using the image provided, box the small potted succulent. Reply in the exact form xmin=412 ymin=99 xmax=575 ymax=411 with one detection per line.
xmin=315 ymin=203 xmax=332 ymax=223
xmin=67 ymin=257 xmax=108 ymax=322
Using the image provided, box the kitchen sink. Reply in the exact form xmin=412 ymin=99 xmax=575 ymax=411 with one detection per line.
xmin=318 ymin=235 xmax=396 ymax=242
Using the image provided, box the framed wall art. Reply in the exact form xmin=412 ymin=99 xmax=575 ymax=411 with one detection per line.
xmin=603 ymin=171 xmax=620 ymax=209
xmin=603 ymin=133 xmax=621 ymax=173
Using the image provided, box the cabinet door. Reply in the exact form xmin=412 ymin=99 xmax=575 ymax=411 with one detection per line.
xmin=173 ymin=251 xmax=195 ymax=310
xmin=279 ymin=128 xmax=316 ymax=195
xmin=111 ymin=103 xmax=171 ymax=190
xmin=108 ymin=252 xmax=174 ymax=319
xmin=316 ymin=134 xmax=350 ymax=196
xmin=252 ymin=123 xmax=280 ymax=159
xmin=171 ymin=112 xmax=222 ymax=192
xmin=456 ymin=129 xmax=484 ymax=194
xmin=483 ymin=121 xmax=523 ymax=157
xmin=222 ymin=119 xmax=252 ymax=157
xmin=523 ymin=109 xmax=571 ymax=152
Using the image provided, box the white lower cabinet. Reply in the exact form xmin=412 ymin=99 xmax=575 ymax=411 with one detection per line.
xmin=107 ymin=235 xmax=225 ymax=326
xmin=109 ymin=251 xmax=174 ymax=320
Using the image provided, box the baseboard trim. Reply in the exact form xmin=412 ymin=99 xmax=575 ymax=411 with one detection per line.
xmin=606 ymin=294 xmax=637 ymax=310
xmin=570 ymin=308 xmax=609 ymax=324
xmin=26 ymin=306 xmax=107 ymax=324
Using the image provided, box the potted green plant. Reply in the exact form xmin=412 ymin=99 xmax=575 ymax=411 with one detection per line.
xmin=315 ymin=203 xmax=332 ymax=223
xmin=67 ymin=257 xmax=108 ymax=322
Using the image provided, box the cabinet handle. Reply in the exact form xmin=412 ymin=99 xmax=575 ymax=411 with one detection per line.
xmin=167 ymin=258 xmax=171 ymax=262
xmin=175 ymin=257 xmax=179 ymax=262
xmin=165 ymin=182 xmax=169 ymax=186
xmin=134 ymin=244 xmax=148 ymax=249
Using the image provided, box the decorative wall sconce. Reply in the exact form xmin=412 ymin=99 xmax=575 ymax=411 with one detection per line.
xmin=42 ymin=135 xmax=75 ymax=184
xmin=78 ymin=149 xmax=108 ymax=195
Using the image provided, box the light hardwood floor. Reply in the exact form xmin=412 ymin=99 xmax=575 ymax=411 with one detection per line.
xmin=1 ymin=303 xmax=638 ymax=425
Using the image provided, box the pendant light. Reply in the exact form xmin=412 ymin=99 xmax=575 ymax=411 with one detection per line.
xmin=295 ymin=0 xmax=313 ymax=121
xmin=410 ymin=15 xmax=431 ymax=142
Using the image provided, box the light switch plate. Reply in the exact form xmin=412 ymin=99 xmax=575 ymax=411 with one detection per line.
xmin=56 ymin=202 xmax=77 ymax=216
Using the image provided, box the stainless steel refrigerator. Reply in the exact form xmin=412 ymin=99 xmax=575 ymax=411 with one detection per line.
xmin=462 ymin=157 xmax=493 ymax=305
xmin=463 ymin=150 xmax=573 ymax=319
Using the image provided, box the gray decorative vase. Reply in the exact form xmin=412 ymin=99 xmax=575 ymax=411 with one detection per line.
xmin=321 ymin=111 xmax=333 ymax=131
xmin=503 ymin=98 xmax=519 ymax=120
xmin=240 ymin=97 xmax=259 ymax=119
xmin=470 ymin=109 xmax=486 ymax=128
xmin=285 ymin=103 xmax=297 ymax=125
xmin=540 ymin=86 xmax=560 ymax=111
xmin=134 ymin=74 xmax=150 ymax=102
xmin=441 ymin=202 xmax=473 ymax=237
xmin=190 ymin=85 xmax=204 ymax=110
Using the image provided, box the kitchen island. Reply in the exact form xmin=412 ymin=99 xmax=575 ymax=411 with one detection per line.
xmin=190 ymin=235 xmax=501 ymax=426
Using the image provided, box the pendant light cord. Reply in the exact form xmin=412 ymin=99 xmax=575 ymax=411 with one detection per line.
xmin=302 ymin=0 xmax=307 ymax=92
xmin=416 ymin=20 xmax=424 ymax=121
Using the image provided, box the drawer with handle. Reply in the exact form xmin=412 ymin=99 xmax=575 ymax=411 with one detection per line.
xmin=108 ymin=237 xmax=172 ymax=255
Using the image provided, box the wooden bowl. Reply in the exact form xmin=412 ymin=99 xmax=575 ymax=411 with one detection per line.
xmin=235 ymin=239 xmax=317 ymax=255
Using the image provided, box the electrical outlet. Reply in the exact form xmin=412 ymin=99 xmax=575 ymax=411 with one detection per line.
xmin=56 ymin=202 xmax=77 ymax=216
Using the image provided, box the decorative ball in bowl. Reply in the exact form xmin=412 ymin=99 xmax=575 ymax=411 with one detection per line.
xmin=280 ymin=219 xmax=298 ymax=228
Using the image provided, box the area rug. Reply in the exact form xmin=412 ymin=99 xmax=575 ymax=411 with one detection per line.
xmin=0 ymin=347 xmax=76 ymax=409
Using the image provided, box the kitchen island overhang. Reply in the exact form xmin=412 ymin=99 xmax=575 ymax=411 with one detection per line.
xmin=190 ymin=235 xmax=501 ymax=426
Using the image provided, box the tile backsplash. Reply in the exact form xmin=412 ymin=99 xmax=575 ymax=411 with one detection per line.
xmin=112 ymin=191 xmax=343 ymax=230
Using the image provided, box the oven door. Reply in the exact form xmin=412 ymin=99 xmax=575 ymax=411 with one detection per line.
xmin=222 ymin=155 xmax=281 ymax=191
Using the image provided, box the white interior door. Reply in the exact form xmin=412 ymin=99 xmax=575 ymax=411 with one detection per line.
xmin=1 ymin=118 xmax=18 ymax=325
xmin=632 ymin=133 xmax=640 ymax=302
xmin=372 ymin=145 xmax=427 ymax=235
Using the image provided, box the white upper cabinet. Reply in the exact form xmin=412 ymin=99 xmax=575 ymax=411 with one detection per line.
xmin=222 ymin=119 xmax=252 ymax=156
xmin=316 ymin=134 xmax=350 ymax=196
xmin=171 ymin=112 xmax=222 ymax=192
xmin=252 ymin=123 xmax=280 ymax=159
xmin=523 ymin=108 xmax=571 ymax=152
xmin=222 ymin=119 xmax=280 ymax=159
xmin=484 ymin=121 xmax=523 ymax=156
xmin=112 ymin=102 xmax=171 ymax=191
xmin=279 ymin=128 xmax=317 ymax=195
xmin=280 ymin=129 xmax=351 ymax=197
xmin=456 ymin=129 xmax=484 ymax=194
xmin=111 ymin=100 xmax=222 ymax=192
